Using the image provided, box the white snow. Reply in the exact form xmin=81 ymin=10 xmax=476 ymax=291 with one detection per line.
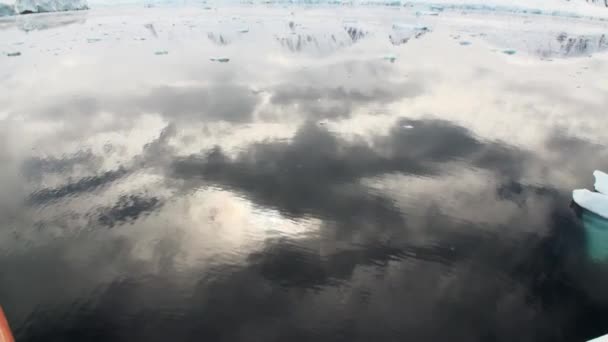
xmin=594 ymin=170 xmax=608 ymax=195
xmin=573 ymin=189 xmax=608 ymax=219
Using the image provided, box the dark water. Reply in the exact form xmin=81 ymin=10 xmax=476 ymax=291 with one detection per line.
xmin=2 ymin=5 xmax=608 ymax=342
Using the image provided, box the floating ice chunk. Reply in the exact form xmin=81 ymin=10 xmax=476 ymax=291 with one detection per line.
xmin=87 ymin=38 xmax=101 ymax=43
xmin=382 ymin=54 xmax=396 ymax=63
xmin=15 ymin=0 xmax=88 ymax=14
xmin=154 ymin=50 xmax=168 ymax=55
xmin=459 ymin=41 xmax=472 ymax=46
xmin=416 ymin=11 xmax=439 ymax=17
xmin=210 ymin=57 xmax=230 ymax=62
xmin=573 ymin=189 xmax=608 ymax=219
xmin=6 ymin=52 xmax=21 ymax=57
xmin=0 ymin=3 xmax=15 ymax=16
xmin=594 ymin=170 xmax=608 ymax=195
xmin=502 ymin=49 xmax=517 ymax=55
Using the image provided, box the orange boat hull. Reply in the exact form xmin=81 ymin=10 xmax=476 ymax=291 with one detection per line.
xmin=0 ymin=307 xmax=14 ymax=342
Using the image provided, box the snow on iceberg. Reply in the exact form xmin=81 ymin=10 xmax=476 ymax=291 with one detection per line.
xmin=573 ymin=189 xmax=608 ymax=219
xmin=14 ymin=0 xmax=88 ymax=14
xmin=595 ymin=170 xmax=608 ymax=195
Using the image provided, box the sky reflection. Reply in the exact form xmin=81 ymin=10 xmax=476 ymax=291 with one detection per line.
xmin=0 ymin=5 xmax=608 ymax=342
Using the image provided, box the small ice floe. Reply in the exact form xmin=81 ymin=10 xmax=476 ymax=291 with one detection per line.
xmin=87 ymin=38 xmax=101 ymax=43
xmin=6 ymin=52 xmax=21 ymax=57
xmin=402 ymin=124 xmax=414 ymax=129
xmin=210 ymin=57 xmax=230 ymax=63
xmin=154 ymin=50 xmax=168 ymax=55
xmin=459 ymin=41 xmax=472 ymax=46
xmin=502 ymin=49 xmax=517 ymax=55
xmin=383 ymin=54 xmax=397 ymax=63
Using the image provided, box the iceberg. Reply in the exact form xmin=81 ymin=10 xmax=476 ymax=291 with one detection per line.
xmin=573 ymin=189 xmax=608 ymax=219
xmin=0 ymin=3 xmax=15 ymax=16
xmin=594 ymin=170 xmax=608 ymax=195
xmin=14 ymin=0 xmax=88 ymax=14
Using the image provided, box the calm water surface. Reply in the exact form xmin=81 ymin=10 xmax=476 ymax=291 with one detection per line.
xmin=1 ymin=5 xmax=608 ymax=341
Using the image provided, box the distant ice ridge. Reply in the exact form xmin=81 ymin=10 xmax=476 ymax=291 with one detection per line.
xmin=2 ymin=0 xmax=606 ymax=20
xmin=207 ymin=0 xmax=608 ymax=20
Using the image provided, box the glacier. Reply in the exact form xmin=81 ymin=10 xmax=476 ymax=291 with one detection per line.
xmin=0 ymin=0 xmax=88 ymax=15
